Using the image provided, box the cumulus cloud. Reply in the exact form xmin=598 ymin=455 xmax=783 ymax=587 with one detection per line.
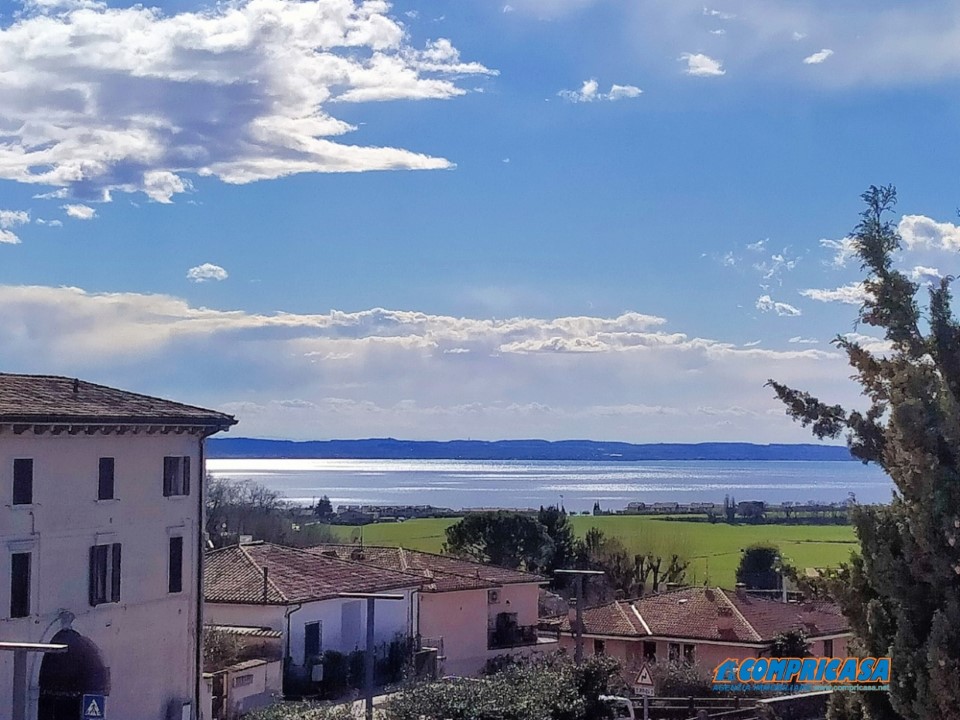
xmin=62 ymin=204 xmax=96 ymax=220
xmin=187 ymin=263 xmax=229 ymax=283
xmin=910 ymin=266 xmax=941 ymax=284
xmin=898 ymin=214 xmax=960 ymax=251
xmin=0 ymin=209 xmax=29 ymax=243
xmin=800 ymin=283 xmax=869 ymax=305
xmin=803 ymin=48 xmax=834 ymax=64
xmin=558 ymin=79 xmax=642 ymax=102
xmin=820 ymin=236 xmax=858 ymax=268
xmin=755 ymin=294 xmax=801 ymax=316
xmin=0 ymin=283 xmax=856 ymax=441
xmin=0 ymin=0 xmax=493 ymax=204
xmin=680 ymin=53 xmax=725 ymax=77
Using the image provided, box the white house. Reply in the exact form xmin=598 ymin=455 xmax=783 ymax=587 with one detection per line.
xmin=0 ymin=373 xmax=236 ymax=720
xmin=204 ymin=542 xmax=424 ymax=693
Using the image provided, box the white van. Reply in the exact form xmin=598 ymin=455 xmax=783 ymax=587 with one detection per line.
xmin=600 ymin=695 xmax=636 ymax=719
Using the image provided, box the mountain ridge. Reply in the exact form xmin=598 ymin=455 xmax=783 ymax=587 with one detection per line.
xmin=207 ymin=438 xmax=856 ymax=462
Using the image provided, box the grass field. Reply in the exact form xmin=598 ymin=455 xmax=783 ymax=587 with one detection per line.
xmin=330 ymin=515 xmax=858 ymax=588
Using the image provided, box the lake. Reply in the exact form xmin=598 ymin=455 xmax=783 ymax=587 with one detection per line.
xmin=205 ymin=458 xmax=894 ymax=512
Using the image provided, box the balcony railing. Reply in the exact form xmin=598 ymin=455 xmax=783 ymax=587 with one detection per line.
xmin=488 ymin=624 xmax=540 ymax=650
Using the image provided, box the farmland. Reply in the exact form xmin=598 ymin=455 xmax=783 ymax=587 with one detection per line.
xmin=329 ymin=515 xmax=858 ymax=587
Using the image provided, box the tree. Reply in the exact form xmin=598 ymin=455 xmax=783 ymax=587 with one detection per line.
xmin=768 ymin=186 xmax=960 ymax=719
xmin=314 ymin=495 xmax=333 ymax=518
xmin=444 ymin=511 xmax=552 ymax=571
xmin=769 ymin=630 xmax=810 ymax=658
xmin=735 ymin=543 xmax=780 ymax=590
xmin=539 ymin=505 xmax=577 ymax=577
xmin=574 ymin=528 xmax=688 ymax=598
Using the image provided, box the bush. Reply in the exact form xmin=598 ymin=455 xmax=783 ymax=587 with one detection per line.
xmin=244 ymin=701 xmax=360 ymax=720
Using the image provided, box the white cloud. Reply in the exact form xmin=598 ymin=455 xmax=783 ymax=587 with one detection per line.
xmin=558 ymin=79 xmax=642 ymax=102
xmin=788 ymin=336 xmax=819 ymax=344
xmin=62 ymin=204 xmax=96 ymax=220
xmin=898 ymin=214 xmax=960 ymax=251
xmin=187 ymin=263 xmax=229 ymax=283
xmin=703 ymin=7 xmax=735 ymax=20
xmin=502 ymin=4 xmax=515 ymax=12
xmin=0 ymin=0 xmax=493 ymax=203
xmin=746 ymin=239 xmax=767 ymax=252
xmin=0 ymin=283 xmax=856 ymax=441
xmin=820 ymin=236 xmax=858 ymax=268
xmin=709 ymin=29 xmax=726 ymax=35
xmin=756 ymin=294 xmax=801 ymax=316
xmin=842 ymin=332 xmax=892 ymax=354
xmin=0 ymin=230 xmax=22 ymax=245
xmin=803 ymin=48 xmax=834 ymax=64
xmin=792 ymin=31 xmax=807 ymax=41
xmin=35 ymin=219 xmax=63 ymax=227
xmin=680 ymin=53 xmax=726 ymax=77
xmin=754 ymin=251 xmax=798 ymax=284
xmin=910 ymin=265 xmax=941 ymax=284
xmin=0 ymin=210 xmax=30 ymax=229
xmin=800 ymin=282 xmax=869 ymax=305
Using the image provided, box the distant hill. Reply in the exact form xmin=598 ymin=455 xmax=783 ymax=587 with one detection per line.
xmin=207 ymin=438 xmax=856 ymax=462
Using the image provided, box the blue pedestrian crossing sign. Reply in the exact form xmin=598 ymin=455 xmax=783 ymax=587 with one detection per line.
xmin=82 ymin=694 xmax=106 ymax=719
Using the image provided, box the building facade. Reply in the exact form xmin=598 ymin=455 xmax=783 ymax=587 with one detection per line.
xmin=0 ymin=374 xmax=235 ymax=720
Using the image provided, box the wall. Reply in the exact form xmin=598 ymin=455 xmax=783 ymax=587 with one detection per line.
xmin=222 ymin=660 xmax=282 ymax=719
xmin=0 ymin=431 xmax=206 ymax=720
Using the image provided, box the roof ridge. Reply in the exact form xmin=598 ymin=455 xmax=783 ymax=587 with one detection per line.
xmin=628 ymin=600 xmax=652 ymax=635
xmin=716 ymin=588 xmax=763 ymax=642
xmin=239 ymin=544 xmax=289 ymax=603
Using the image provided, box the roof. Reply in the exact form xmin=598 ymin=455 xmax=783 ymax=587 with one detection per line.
xmin=0 ymin=373 xmax=236 ymax=429
xmin=204 ymin=542 xmax=424 ymax=605
xmin=560 ymin=587 xmax=848 ymax=644
xmin=204 ymin=625 xmax=283 ymax=640
xmin=306 ymin=544 xmax=546 ymax=593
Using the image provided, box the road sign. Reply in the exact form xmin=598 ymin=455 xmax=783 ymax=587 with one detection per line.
xmin=82 ymin=694 xmax=106 ymax=720
xmin=633 ymin=662 xmax=655 ymax=698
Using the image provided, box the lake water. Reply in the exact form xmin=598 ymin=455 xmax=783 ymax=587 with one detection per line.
xmin=206 ymin=458 xmax=894 ymax=513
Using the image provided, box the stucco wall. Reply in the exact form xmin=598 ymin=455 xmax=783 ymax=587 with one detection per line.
xmin=0 ymin=431 xmax=206 ymax=720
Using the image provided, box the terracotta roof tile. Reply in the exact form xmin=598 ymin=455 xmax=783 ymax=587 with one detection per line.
xmin=205 ymin=543 xmax=423 ymax=605
xmin=307 ymin=545 xmax=545 ymax=592
xmin=0 ymin=373 xmax=235 ymax=428
xmin=559 ymin=587 xmax=848 ymax=644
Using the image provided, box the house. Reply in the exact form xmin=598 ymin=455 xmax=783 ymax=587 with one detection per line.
xmin=0 ymin=373 xmax=235 ymax=720
xmin=557 ymin=586 xmax=850 ymax=678
xmin=308 ymin=545 xmax=555 ymax=677
xmin=204 ymin=542 xmax=424 ymax=693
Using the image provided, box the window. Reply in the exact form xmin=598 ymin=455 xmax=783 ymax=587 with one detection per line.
xmin=12 ymin=459 xmax=32 ymax=505
xmin=683 ymin=643 xmax=696 ymax=664
xmin=593 ymin=639 xmax=606 ymax=655
xmin=10 ymin=553 xmax=30 ymax=618
xmin=642 ymin=641 xmax=657 ymax=662
xmin=168 ymin=536 xmax=183 ymax=593
xmin=89 ymin=543 xmax=121 ymax=606
xmin=233 ymin=674 xmax=254 ymax=688
xmin=824 ymin=639 xmax=834 ymax=657
xmin=668 ymin=642 xmax=681 ymax=663
xmin=304 ymin=621 xmax=322 ymax=663
xmin=163 ymin=456 xmax=191 ymax=497
xmin=98 ymin=458 xmax=115 ymax=500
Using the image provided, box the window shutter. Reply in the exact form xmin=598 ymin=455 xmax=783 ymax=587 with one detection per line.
xmin=182 ymin=456 xmax=191 ymax=496
xmin=163 ymin=457 xmax=174 ymax=496
xmin=111 ymin=544 xmax=122 ymax=602
xmin=169 ymin=537 xmax=183 ymax=593
xmin=89 ymin=546 xmax=98 ymax=606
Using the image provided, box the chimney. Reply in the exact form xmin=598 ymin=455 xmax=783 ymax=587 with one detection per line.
xmin=567 ymin=601 xmax=580 ymax=634
xmin=72 ymin=378 xmax=79 ymax=394
xmin=717 ymin=606 xmax=734 ymax=632
xmin=735 ymin=582 xmax=747 ymax=598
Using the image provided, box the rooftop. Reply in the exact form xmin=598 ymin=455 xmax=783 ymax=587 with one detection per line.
xmin=0 ymin=373 xmax=236 ymax=429
xmin=205 ymin=542 xmax=424 ymax=605
xmin=306 ymin=544 xmax=546 ymax=593
xmin=560 ymin=586 xmax=848 ymax=644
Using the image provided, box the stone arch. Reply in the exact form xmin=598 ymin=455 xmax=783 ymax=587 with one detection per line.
xmin=37 ymin=629 xmax=108 ymax=720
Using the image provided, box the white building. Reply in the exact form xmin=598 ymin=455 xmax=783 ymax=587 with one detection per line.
xmin=0 ymin=373 xmax=235 ymax=720
xmin=204 ymin=542 xmax=423 ymax=695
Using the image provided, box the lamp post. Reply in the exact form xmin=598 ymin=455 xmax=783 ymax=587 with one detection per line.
xmin=339 ymin=592 xmax=405 ymax=720
xmin=1 ymin=641 xmax=68 ymax=720
xmin=554 ymin=569 xmax=604 ymax=665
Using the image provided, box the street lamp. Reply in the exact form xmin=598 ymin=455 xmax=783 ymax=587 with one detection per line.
xmin=339 ymin=592 xmax=405 ymax=720
xmin=1 ymin=641 xmax=68 ymax=720
xmin=554 ymin=569 xmax=604 ymax=664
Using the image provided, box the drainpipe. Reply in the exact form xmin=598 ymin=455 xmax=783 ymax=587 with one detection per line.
xmin=196 ymin=434 xmax=205 ymax=719
xmin=284 ymin=602 xmax=304 ymax=692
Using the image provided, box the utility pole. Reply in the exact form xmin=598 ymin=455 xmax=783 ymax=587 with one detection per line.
xmin=555 ymin=569 xmax=604 ymax=664
xmin=339 ymin=592 xmax=405 ymax=720
xmin=2 ymin=641 xmax=68 ymax=720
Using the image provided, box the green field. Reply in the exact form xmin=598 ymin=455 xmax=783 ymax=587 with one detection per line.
xmin=330 ymin=515 xmax=858 ymax=588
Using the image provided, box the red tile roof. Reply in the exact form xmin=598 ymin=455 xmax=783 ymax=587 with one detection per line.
xmin=560 ymin=587 xmax=848 ymax=644
xmin=205 ymin=543 xmax=423 ymax=605
xmin=0 ymin=373 xmax=235 ymax=428
xmin=307 ymin=545 xmax=546 ymax=593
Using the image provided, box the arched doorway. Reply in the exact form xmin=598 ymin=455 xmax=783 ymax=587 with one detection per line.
xmin=37 ymin=630 xmax=108 ymax=720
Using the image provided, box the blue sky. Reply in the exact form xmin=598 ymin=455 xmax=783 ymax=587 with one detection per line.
xmin=1 ymin=0 xmax=960 ymax=441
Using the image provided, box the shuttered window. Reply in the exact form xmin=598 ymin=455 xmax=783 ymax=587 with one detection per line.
xmin=12 ymin=459 xmax=32 ymax=505
xmin=89 ymin=543 xmax=122 ymax=606
xmin=10 ymin=553 xmax=31 ymax=618
xmin=168 ymin=536 xmax=183 ymax=593
xmin=162 ymin=456 xmax=191 ymax=496
xmin=98 ymin=458 xmax=115 ymax=500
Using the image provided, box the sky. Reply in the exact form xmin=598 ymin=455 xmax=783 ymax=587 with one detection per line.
xmin=1 ymin=0 xmax=960 ymax=442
